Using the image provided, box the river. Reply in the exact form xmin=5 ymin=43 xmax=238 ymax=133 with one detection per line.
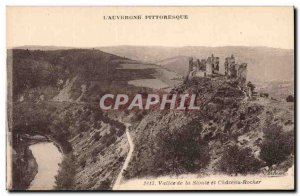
xmin=28 ymin=142 xmax=63 ymax=190
xmin=128 ymin=79 xmax=169 ymax=90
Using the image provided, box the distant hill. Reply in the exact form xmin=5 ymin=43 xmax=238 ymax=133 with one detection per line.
xmin=8 ymin=48 xmax=181 ymax=103
xmin=99 ymin=46 xmax=294 ymax=83
xmin=12 ymin=45 xmax=76 ymax=50
xmin=155 ymin=56 xmax=190 ymax=77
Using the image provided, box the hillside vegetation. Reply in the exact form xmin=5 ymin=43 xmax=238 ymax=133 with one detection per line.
xmin=124 ymin=77 xmax=294 ymax=178
xmin=8 ymin=49 xmax=159 ymax=190
xmin=8 ymin=48 xmax=294 ymax=190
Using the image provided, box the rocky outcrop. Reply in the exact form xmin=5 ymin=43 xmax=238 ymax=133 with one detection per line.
xmin=11 ymin=144 xmax=38 ymax=190
xmin=124 ymin=76 xmax=294 ymax=179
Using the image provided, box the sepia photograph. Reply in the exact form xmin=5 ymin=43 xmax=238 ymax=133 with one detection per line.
xmin=6 ymin=6 xmax=295 ymax=191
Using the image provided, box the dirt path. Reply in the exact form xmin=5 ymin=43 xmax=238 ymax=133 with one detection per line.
xmin=112 ymin=122 xmax=134 ymax=190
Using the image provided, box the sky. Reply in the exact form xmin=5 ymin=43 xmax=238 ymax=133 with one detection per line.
xmin=7 ymin=6 xmax=294 ymax=49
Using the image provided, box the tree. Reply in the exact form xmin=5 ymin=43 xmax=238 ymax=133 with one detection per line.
xmin=219 ymin=145 xmax=262 ymax=175
xmin=260 ymin=124 xmax=294 ymax=166
xmin=247 ymin=81 xmax=255 ymax=91
xmin=286 ymin=95 xmax=294 ymax=102
xmin=93 ymin=132 xmax=101 ymax=141
xmin=98 ymin=179 xmax=111 ymax=190
xmin=54 ymin=154 xmax=76 ymax=190
xmin=156 ymin=119 xmax=210 ymax=174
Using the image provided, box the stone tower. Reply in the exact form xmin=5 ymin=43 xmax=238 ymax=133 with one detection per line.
xmin=188 ymin=57 xmax=194 ymax=73
xmin=237 ymin=63 xmax=247 ymax=84
xmin=225 ymin=54 xmax=237 ymax=78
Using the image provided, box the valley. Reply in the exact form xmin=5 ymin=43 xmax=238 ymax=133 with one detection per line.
xmin=7 ymin=48 xmax=181 ymax=190
xmin=7 ymin=47 xmax=294 ymax=191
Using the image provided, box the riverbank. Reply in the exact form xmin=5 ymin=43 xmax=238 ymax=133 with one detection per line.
xmin=11 ymin=141 xmax=38 ymax=190
xmin=11 ymin=134 xmax=66 ymax=190
xmin=10 ymin=100 xmax=130 ymax=190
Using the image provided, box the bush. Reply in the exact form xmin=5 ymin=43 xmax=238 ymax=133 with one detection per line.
xmin=260 ymin=124 xmax=294 ymax=166
xmin=98 ymin=179 xmax=111 ymax=190
xmin=91 ymin=145 xmax=105 ymax=157
xmin=79 ymin=122 xmax=89 ymax=133
xmin=132 ymin=111 xmax=144 ymax=122
xmin=116 ymin=129 xmax=125 ymax=137
xmin=54 ymin=154 xmax=76 ymax=190
xmin=286 ymin=95 xmax=294 ymax=102
xmin=79 ymin=159 xmax=86 ymax=168
xmin=105 ymin=136 xmax=117 ymax=147
xmin=155 ymin=119 xmax=210 ymax=174
xmin=93 ymin=132 xmax=101 ymax=141
xmin=219 ymin=145 xmax=262 ymax=174
xmin=92 ymin=157 xmax=98 ymax=163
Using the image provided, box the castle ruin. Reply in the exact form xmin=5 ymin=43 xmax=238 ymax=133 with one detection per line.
xmin=187 ymin=54 xmax=253 ymax=98
xmin=224 ymin=54 xmax=247 ymax=84
xmin=188 ymin=54 xmax=247 ymax=84
xmin=188 ymin=54 xmax=220 ymax=79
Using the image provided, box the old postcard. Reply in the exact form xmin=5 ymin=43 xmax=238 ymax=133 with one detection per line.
xmin=6 ymin=6 xmax=295 ymax=191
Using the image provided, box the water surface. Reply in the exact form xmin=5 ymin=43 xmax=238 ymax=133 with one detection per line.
xmin=128 ymin=79 xmax=169 ymax=90
xmin=28 ymin=142 xmax=62 ymax=190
